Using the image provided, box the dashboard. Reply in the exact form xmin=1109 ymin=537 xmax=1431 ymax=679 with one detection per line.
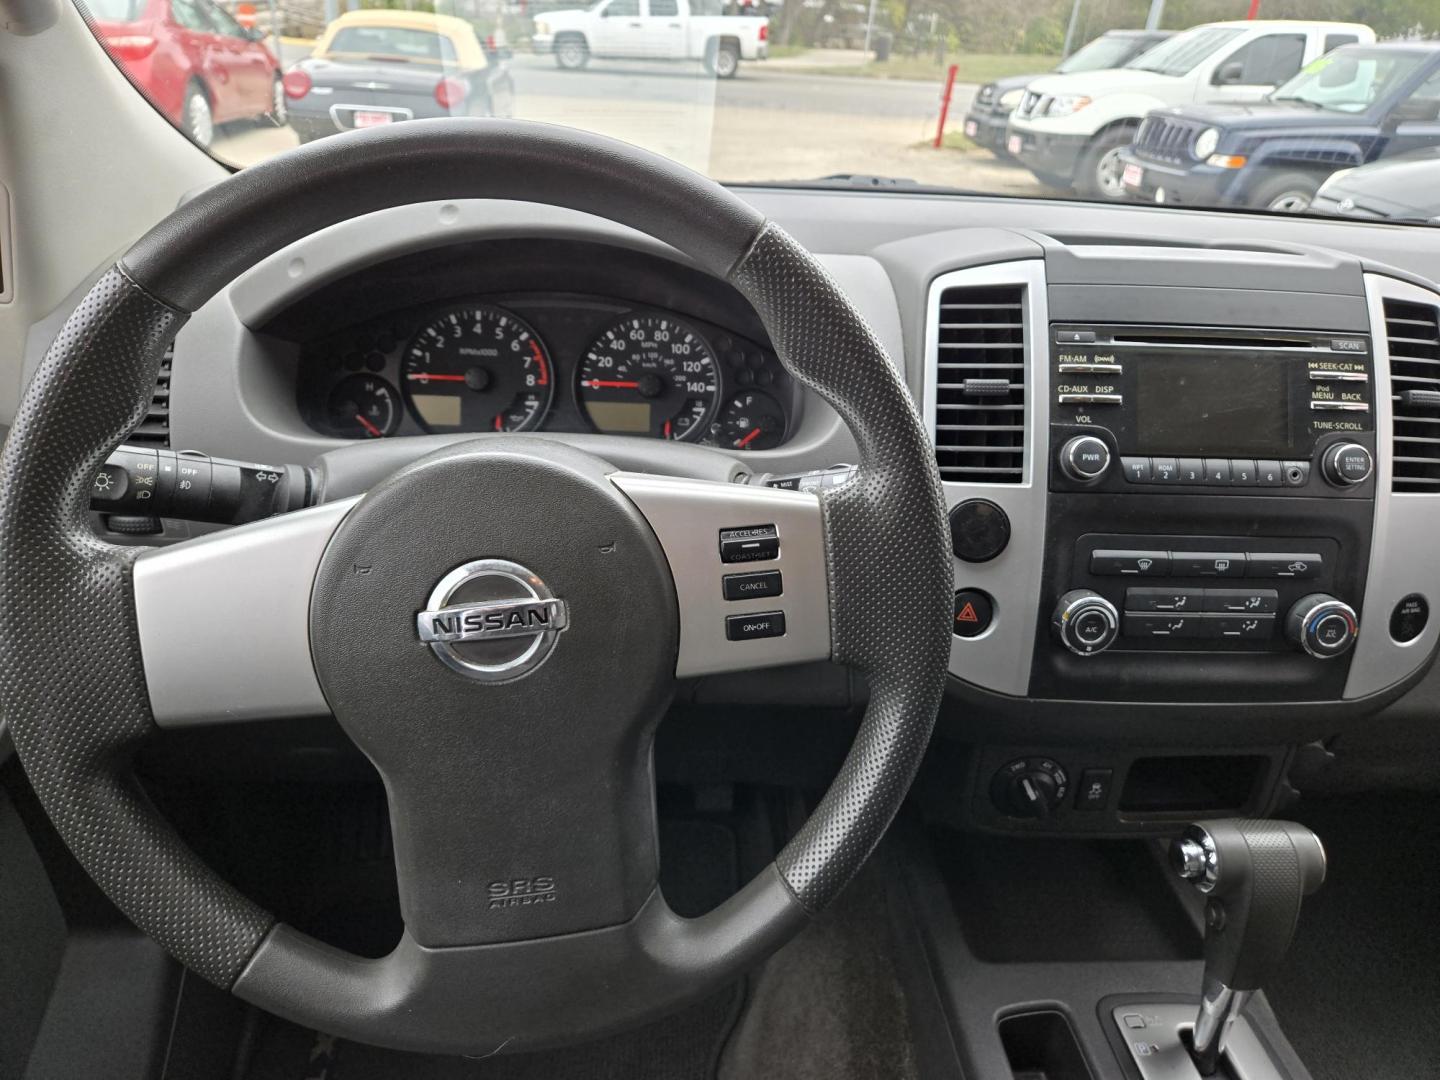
xmin=44 ymin=190 xmax=1440 ymax=837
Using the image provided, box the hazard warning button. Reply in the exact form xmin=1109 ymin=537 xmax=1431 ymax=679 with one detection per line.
xmin=952 ymin=589 xmax=995 ymax=639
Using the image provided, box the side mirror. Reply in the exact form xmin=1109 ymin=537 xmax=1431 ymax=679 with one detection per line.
xmin=1215 ymin=60 xmax=1245 ymax=85
xmin=1388 ymin=97 xmax=1440 ymax=126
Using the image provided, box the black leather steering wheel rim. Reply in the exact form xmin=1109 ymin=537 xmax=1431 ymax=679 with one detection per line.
xmin=0 ymin=119 xmax=952 ymax=1054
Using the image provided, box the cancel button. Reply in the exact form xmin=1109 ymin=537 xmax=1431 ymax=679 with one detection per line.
xmin=723 ymin=570 xmax=784 ymax=601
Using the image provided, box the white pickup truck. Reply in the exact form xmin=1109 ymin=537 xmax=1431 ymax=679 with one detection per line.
xmin=1006 ymin=19 xmax=1375 ymax=199
xmin=533 ymin=0 xmax=768 ymax=78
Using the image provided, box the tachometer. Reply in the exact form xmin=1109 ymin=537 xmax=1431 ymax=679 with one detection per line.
xmin=402 ymin=305 xmax=553 ymax=433
xmin=576 ymin=314 xmax=719 ymax=441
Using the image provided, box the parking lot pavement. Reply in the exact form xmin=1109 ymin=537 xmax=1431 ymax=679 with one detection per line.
xmin=213 ymin=59 xmax=1052 ymax=196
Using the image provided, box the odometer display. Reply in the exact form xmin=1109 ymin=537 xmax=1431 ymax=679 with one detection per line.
xmin=576 ymin=314 xmax=719 ymax=441
xmin=402 ymin=305 xmax=553 ymax=433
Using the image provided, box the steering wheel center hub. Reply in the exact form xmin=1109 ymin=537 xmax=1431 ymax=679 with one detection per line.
xmin=417 ymin=558 xmax=569 ymax=682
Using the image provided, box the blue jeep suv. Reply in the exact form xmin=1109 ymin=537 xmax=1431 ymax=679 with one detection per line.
xmin=1118 ymin=42 xmax=1440 ymax=213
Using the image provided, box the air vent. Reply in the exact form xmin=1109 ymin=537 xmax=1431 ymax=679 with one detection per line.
xmin=933 ymin=284 xmax=1025 ymax=483
xmin=1386 ymin=298 xmax=1440 ymax=491
xmin=127 ymin=343 xmax=173 ymax=447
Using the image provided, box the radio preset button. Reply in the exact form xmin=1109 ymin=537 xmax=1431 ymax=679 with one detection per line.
xmin=1203 ymin=588 xmax=1279 ymax=614
xmin=1152 ymin=457 xmax=1179 ymax=483
xmin=1246 ymin=553 xmax=1323 ymax=579
xmin=1204 ymin=459 xmax=1231 ymax=484
xmin=1121 ymin=456 xmax=1152 ymax=483
xmin=1091 ymin=550 xmax=1169 ymax=576
xmin=1177 ymin=458 xmax=1204 ymax=484
xmin=1257 ymin=460 xmax=1284 ymax=486
xmin=1229 ymin=459 xmax=1257 ymax=486
xmin=1125 ymin=587 xmax=1202 ymax=612
xmin=1171 ymin=552 xmax=1246 ymax=578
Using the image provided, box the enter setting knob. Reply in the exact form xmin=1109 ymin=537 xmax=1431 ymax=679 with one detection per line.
xmin=1321 ymin=443 xmax=1373 ymax=486
xmin=1286 ymin=594 xmax=1359 ymax=658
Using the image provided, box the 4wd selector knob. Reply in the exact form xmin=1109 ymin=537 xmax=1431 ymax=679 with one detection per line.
xmin=1053 ymin=589 xmax=1119 ymax=656
xmin=1059 ymin=435 xmax=1111 ymax=482
xmin=1286 ymin=593 xmax=1359 ymax=658
xmin=1321 ymin=442 xmax=1373 ymax=487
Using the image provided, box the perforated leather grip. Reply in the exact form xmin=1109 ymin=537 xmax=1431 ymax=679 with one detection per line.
xmin=0 ymin=267 xmax=275 ymax=985
xmin=732 ymin=226 xmax=953 ymax=911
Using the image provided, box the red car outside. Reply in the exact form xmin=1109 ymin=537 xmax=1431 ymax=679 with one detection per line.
xmin=86 ymin=0 xmax=283 ymax=148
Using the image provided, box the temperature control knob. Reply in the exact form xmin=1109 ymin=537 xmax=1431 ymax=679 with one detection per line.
xmin=1059 ymin=435 xmax=1111 ymax=482
xmin=1286 ymin=594 xmax=1359 ymax=659
xmin=1321 ymin=442 xmax=1373 ymax=487
xmin=1052 ymin=590 xmax=1119 ymax=656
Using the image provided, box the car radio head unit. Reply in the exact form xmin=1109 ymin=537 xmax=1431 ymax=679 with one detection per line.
xmin=1050 ymin=323 xmax=1375 ymax=495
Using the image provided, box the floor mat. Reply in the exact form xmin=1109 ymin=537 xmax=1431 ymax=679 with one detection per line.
xmin=718 ymin=861 xmax=920 ymax=1080
xmin=1265 ymin=792 xmax=1440 ymax=1080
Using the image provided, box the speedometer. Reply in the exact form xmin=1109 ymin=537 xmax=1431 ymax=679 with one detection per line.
xmin=402 ymin=305 xmax=553 ymax=433
xmin=576 ymin=314 xmax=719 ymax=441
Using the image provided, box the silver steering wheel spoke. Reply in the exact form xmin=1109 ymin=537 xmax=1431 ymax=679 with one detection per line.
xmin=132 ymin=497 xmax=360 ymax=727
xmin=609 ymin=472 xmax=832 ymax=678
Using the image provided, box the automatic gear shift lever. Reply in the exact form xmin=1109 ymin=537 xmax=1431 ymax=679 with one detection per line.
xmin=1170 ymin=820 xmax=1325 ymax=1076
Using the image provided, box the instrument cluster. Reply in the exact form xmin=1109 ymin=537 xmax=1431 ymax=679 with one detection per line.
xmin=298 ymin=294 xmax=797 ymax=452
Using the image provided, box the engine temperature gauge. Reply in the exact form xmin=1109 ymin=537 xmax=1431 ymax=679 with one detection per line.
xmin=327 ymin=375 xmax=400 ymax=439
xmin=713 ymin=390 xmax=786 ymax=451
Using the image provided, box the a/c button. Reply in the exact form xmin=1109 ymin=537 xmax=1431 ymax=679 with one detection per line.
xmin=723 ymin=571 xmax=783 ymax=601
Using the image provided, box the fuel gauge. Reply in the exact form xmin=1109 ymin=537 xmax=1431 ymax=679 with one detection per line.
xmin=714 ymin=390 xmax=786 ymax=451
xmin=327 ymin=375 xmax=400 ymax=439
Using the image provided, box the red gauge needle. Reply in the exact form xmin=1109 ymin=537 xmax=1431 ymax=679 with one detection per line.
xmin=407 ymin=373 xmax=468 ymax=382
xmin=493 ymin=415 xmax=504 ymax=432
xmin=663 ymin=419 xmax=673 ymax=440
xmin=736 ymin=427 xmax=762 ymax=448
xmin=585 ymin=379 xmax=641 ymax=389
xmin=355 ymin=413 xmax=383 ymax=438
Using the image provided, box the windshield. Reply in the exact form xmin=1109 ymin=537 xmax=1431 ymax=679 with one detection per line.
xmin=1056 ymin=34 xmax=1151 ymax=75
xmin=73 ymin=0 xmax=1440 ymax=227
xmin=1126 ymin=26 xmax=1245 ymax=76
xmin=1272 ymin=49 xmax=1429 ymax=113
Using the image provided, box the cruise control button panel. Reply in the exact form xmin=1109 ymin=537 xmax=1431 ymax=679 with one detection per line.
xmin=723 ymin=571 xmax=782 ymax=601
xmin=718 ymin=524 xmax=779 ymax=564
xmin=725 ymin=611 xmax=786 ymax=641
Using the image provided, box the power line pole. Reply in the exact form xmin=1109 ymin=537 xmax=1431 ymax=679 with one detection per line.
xmin=1145 ymin=0 xmax=1165 ymax=31
xmin=1062 ymin=0 xmax=1082 ymax=59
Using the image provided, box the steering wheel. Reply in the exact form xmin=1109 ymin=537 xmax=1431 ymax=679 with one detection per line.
xmin=0 ymin=120 xmax=952 ymax=1055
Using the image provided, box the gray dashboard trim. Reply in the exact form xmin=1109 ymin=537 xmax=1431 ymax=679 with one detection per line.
xmin=1345 ymin=275 xmax=1440 ymax=700
xmin=1048 ymin=284 xmax=1370 ymax=332
xmin=922 ymin=259 xmax=1049 ymax=698
xmin=169 ymin=201 xmax=883 ymax=476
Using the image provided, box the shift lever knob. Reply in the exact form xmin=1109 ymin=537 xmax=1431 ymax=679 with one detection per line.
xmin=1171 ymin=819 xmax=1326 ymax=1075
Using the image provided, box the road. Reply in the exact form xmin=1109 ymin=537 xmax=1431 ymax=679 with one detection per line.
xmin=221 ymin=48 xmax=1040 ymax=192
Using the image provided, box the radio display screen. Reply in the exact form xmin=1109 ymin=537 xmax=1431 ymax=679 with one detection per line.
xmin=1135 ymin=354 xmax=1290 ymax=456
